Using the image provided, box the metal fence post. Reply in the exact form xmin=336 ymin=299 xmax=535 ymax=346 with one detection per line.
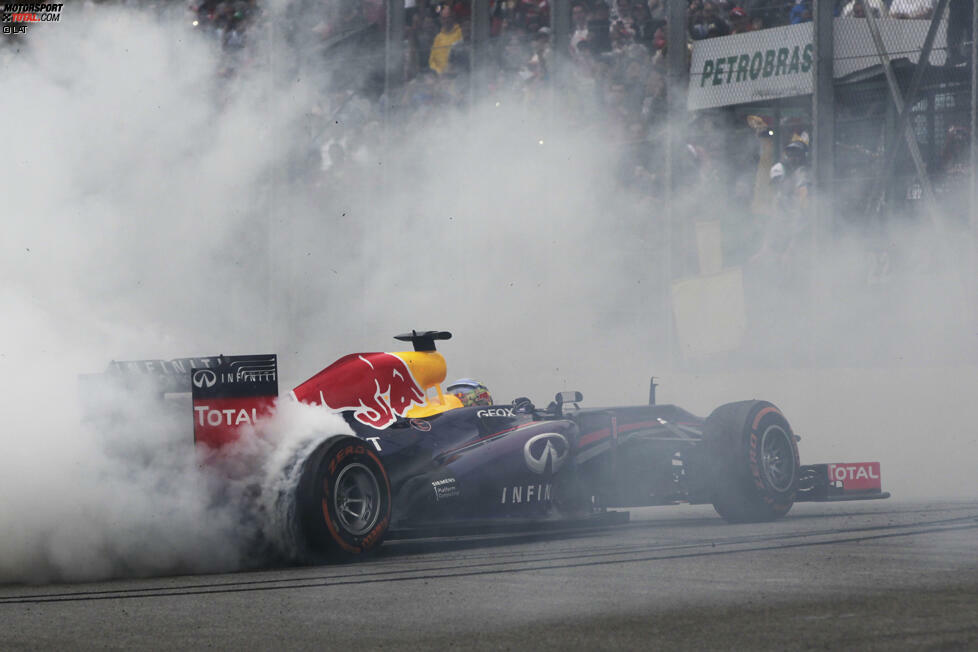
xmin=385 ymin=0 xmax=405 ymax=99
xmin=866 ymin=0 xmax=949 ymax=218
xmin=665 ymin=0 xmax=688 ymax=368
xmin=666 ymin=0 xmax=688 ymax=280
xmin=550 ymin=0 xmax=570 ymax=85
xmin=863 ymin=5 xmax=944 ymax=237
xmin=809 ymin=0 xmax=835 ymax=368
xmin=471 ymin=0 xmax=490 ymax=103
xmin=812 ymin=1 xmax=834 ymax=249
xmin=971 ymin=0 xmax=977 ymax=328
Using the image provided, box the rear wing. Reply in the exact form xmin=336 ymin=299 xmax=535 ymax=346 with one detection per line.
xmin=190 ymin=355 xmax=277 ymax=447
xmin=79 ymin=354 xmax=278 ymax=448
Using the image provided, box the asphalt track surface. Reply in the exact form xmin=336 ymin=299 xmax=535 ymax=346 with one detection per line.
xmin=2 ymin=499 xmax=976 ymax=650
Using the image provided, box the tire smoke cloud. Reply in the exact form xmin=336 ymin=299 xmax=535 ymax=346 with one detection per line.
xmin=0 ymin=5 xmax=350 ymax=584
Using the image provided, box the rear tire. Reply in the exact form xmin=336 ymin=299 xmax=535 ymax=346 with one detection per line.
xmin=294 ymin=436 xmax=392 ymax=561
xmin=702 ymin=401 xmax=799 ymax=523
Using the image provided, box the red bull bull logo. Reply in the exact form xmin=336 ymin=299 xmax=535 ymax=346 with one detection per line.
xmin=291 ymin=352 xmax=426 ymax=429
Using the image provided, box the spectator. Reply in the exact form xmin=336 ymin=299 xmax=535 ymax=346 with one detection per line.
xmin=527 ymin=27 xmax=552 ymax=81
xmin=403 ymin=11 xmax=423 ymax=79
xmin=650 ymin=26 xmax=667 ymax=66
xmin=610 ymin=18 xmax=635 ymax=53
xmin=451 ymin=0 xmax=472 ymax=23
xmin=621 ymin=52 xmax=649 ymax=108
xmin=570 ymin=1 xmax=590 ymax=58
xmin=647 ymin=0 xmax=666 ymax=26
xmin=639 ymin=65 xmax=666 ymax=122
xmin=729 ymin=6 xmax=754 ymax=33
xmin=947 ymin=0 xmax=973 ymax=66
xmin=690 ymin=2 xmax=731 ymax=40
xmin=499 ymin=29 xmax=527 ymax=73
xmin=747 ymin=115 xmax=777 ymax=219
xmin=402 ymin=68 xmax=444 ymax=108
xmin=789 ymin=0 xmax=812 ymax=24
xmin=935 ymin=125 xmax=971 ymax=218
xmin=429 ymin=5 xmax=463 ymax=75
xmin=630 ymin=2 xmax=657 ymax=51
xmin=688 ymin=3 xmax=708 ymax=40
xmin=703 ymin=2 xmax=732 ymax=38
xmin=889 ymin=0 xmax=935 ymax=19
xmin=742 ymin=0 xmax=787 ymax=28
xmin=754 ymin=136 xmax=811 ymax=263
xmin=611 ymin=0 xmax=632 ymax=25
xmin=566 ymin=39 xmax=603 ymax=115
xmin=587 ymin=2 xmax=612 ymax=54
xmin=416 ymin=10 xmax=441 ymax=71
xmin=517 ymin=0 xmax=550 ymax=32
xmin=618 ymin=121 xmax=657 ymax=193
xmin=604 ymin=78 xmax=631 ymax=125
xmin=841 ymin=0 xmax=888 ymax=18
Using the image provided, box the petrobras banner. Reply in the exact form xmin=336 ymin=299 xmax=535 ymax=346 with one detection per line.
xmin=688 ymin=17 xmax=947 ymax=111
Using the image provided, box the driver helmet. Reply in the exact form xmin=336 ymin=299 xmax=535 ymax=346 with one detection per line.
xmin=446 ymin=378 xmax=493 ymax=407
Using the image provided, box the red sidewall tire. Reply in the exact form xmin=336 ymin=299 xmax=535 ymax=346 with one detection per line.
xmin=742 ymin=405 xmax=799 ymax=517
xmin=704 ymin=401 xmax=799 ymax=523
xmin=296 ymin=437 xmax=392 ymax=560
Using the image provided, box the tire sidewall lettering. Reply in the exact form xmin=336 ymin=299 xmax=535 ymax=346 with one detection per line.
xmin=748 ymin=431 xmax=763 ymax=490
xmin=361 ymin=515 xmax=389 ymax=549
xmin=705 ymin=400 xmax=798 ymax=523
xmin=747 ymin=407 xmax=797 ymax=499
xmin=320 ymin=441 xmax=391 ymax=554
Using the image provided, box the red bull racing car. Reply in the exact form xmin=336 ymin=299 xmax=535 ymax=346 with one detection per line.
xmin=82 ymin=330 xmax=889 ymax=561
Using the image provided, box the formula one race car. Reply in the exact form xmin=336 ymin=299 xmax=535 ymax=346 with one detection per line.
xmin=81 ymin=331 xmax=889 ymax=561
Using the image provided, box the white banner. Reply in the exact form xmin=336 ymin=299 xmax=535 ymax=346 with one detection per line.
xmin=688 ymin=17 xmax=947 ymax=111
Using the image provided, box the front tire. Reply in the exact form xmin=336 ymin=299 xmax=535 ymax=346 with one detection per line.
xmin=702 ymin=401 xmax=799 ymax=523
xmin=295 ymin=436 xmax=392 ymax=560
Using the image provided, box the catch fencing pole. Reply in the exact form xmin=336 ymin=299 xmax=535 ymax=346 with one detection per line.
xmin=862 ymin=4 xmax=945 ymax=239
xmin=470 ymin=0 xmax=490 ymax=105
xmin=812 ymin=1 xmax=834 ymax=245
xmin=550 ymin=0 xmax=571 ymax=120
xmin=866 ymin=0 xmax=949 ymax=218
xmin=384 ymin=0 xmax=404 ymax=208
xmin=266 ymin=11 xmax=284 ymax=343
xmin=811 ymin=2 xmax=834 ymax=369
xmin=385 ymin=0 xmax=404 ymax=111
xmin=665 ymin=0 xmax=687 ymax=370
xmin=972 ymin=0 xmax=978 ymax=334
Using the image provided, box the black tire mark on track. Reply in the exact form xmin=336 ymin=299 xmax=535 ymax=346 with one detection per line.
xmin=0 ymin=514 xmax=966 ymax=600
xmin=3 ymin=513 xmax=975 ymax=601
xmin=2 ymin=519 xmax=975 ymax=605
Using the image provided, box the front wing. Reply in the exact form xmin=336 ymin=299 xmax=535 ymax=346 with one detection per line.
xmin=796 ymin=461 xmax=890 ymax=502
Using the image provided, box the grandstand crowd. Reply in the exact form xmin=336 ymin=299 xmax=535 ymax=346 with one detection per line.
xmin=171 ymin=1 xmax=969 ymax=198
xmin=172 ymin=0 xmax=810 ymax=203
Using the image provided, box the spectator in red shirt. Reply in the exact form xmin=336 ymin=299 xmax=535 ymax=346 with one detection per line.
xmin=729 ymin=6 xmax=754 ymax=33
